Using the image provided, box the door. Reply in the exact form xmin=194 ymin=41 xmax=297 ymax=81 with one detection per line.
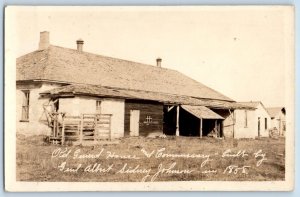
xmin=130 ymin=110 xmax=140 ymax=136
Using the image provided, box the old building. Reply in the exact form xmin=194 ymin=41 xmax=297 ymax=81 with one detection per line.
xmin=266 ymin=107 xmax=286 ymax=136
xmin=234 ymin=101 xmax=271 ymax=138
xmin=17 ymin=31 xmax=251 ymax=144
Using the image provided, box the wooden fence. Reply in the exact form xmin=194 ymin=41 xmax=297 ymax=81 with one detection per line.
xmin=49 ymin=113 xmax=112 ymax=145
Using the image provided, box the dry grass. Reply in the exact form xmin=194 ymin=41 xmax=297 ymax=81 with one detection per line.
xmin=16 ymin=134 xmax=285 ymax=182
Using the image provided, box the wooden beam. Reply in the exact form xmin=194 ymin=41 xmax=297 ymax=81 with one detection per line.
xmin=229 ymin=109 xmax=235 ymax=138
xmin=168 ymin=106 xmax=175 ymax=112
xmin=56 ymin=116 xmax=59 ymax=139
xmin=53 ymin=116 xmax=57 ymax=137
xmin=200 ymin=118 xmax=203 ymax=138
xmin=176 ymin=106 xmax=180 ymax=136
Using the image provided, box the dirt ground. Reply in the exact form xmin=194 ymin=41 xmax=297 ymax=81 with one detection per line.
xmin=16 ymin=134 xmax=285 ymax=182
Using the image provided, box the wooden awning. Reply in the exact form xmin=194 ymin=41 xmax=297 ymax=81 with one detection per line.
xmin=181 ymin=105 xmax=224 ymax=120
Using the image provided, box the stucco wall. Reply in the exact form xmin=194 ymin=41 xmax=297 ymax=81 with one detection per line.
xmin=59 ymin=96 xmax=125 ymax=139
xmin=270 ymin=111 xmax=286 ymax=136
xmin=234 ymin=109 xmax=256 ymax=139
xmin=270 ymin=118 xmax=278 ymax=129
xmin=16 ymin=82 xmax=61 ymax=136
xmin=59 ymin=97 xmax=95 ymax=115
xmin=255 ymin=104 xmax=271 ymax=137
xmin=234 ymin=104 xmax=271 ymax=138
xmin=101 ymin=99 xmax=125 ymax=138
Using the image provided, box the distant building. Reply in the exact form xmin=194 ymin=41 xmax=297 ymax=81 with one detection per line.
xmin=266 ymin=107 xmax=286 ymax=136
xmin=234 ymin=102 xmax=271 ymax=138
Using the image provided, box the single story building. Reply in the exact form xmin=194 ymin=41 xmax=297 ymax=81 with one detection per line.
xmin=266 ymin=107 xmax=286 ymax=136
xmin=234 ymin=101 xmax=271 ymax=138
xmin=16 ymin=31 xmax=252 ymax=144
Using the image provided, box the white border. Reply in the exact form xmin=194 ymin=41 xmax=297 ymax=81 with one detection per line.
xmin=4 ymin=6 xmax=295 ymax=191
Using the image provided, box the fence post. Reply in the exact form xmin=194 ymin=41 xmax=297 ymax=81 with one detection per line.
xmin=61 ymin=118 xmax=65 ymax=145
xmin=80 ymin=114 xmax=83 ymax=144
xmin=109 ymin=115 xmax=112 ymax=140
xmin=94 ymin=114 xmax=97 ymax=142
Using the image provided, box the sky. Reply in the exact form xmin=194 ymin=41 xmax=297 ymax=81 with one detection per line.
xmin=8 ymin=6 xmax=294 ymax=107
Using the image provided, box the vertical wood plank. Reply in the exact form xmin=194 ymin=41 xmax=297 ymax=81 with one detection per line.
xmin=80 ymin=114 xmax=83 ymax=144
xmin=94 ymin=115 xmax=97 ymax=142
xmin=61 ymin=119 xmax=65 ymax=145
xmin=109 ymin=115 xmax=112 ymax=140
xmin=233 ymin=110 xmax=235 ymax=138
xmin=176 ymin=105 xmax=180 ymax=136
xmin=56 ymin=114 xmax=59 ymax=139
xmin=53 ymin=116 xmax=57 ymax=137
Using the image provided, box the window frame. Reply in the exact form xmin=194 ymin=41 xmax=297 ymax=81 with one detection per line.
xmin=244 ymin=110 xmax=248 ymax=128
xmin=265 ymin=118 xmax=267 ymax=130
xmin=96 ymin=100 xmax=102 ymax=113
xmin=20 ymin=90 xmax=30 ymax=122
xmin=145 ymin=115 xmax=153 ymax=123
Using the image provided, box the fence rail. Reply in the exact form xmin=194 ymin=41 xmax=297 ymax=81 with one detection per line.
xmin=50 ymin=113 xmax=113 ymax=145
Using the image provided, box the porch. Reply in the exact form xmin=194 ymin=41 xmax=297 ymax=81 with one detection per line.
xmin=163 ymin=105 xmax=224 ymax=138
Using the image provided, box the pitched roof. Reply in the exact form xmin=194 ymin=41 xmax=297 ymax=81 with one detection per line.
xmin=266 ymin=107 xmax=285 ymax=118
xmin=236 ymin=101 xmax=261 ymax=108
xmin=17 ymin=45 xmax=233 ymax=102
xmin=181 ymin=105 xmax=224 ymax=119
xmin=236 ymin=101 xmax=271 ymax=115
xmin=40 ymin=84 xmax=252 ymax=109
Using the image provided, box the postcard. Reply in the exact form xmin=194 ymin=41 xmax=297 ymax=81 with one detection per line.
xmin=4 ymin=6 xmax=294 ymax=191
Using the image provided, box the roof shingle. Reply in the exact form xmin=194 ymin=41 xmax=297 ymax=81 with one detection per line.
xmin=41 ymin=84 xmax=252 ymax=109
xmin=17 ymin=45 xmax=233 ymax=102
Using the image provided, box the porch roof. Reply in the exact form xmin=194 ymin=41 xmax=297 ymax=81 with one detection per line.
xmin=40 ymin=84 xmax=253 ymax=110
xmin=181 ymin=105 xmax=224 ymax=120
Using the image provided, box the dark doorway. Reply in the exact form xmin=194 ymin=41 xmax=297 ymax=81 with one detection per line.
xmin=163 ymin=106 xmax=177 ymax=135
xmin=202 ymin=119 xmax=216 ymax=136
xmin=179 ymin=107 xmax=200 ymax=136
xmin=163 ymin=106 xmax=223 ymax=137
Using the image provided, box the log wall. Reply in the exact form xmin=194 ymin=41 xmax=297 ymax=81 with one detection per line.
xmin=124 ymin=100 xmax=163 ymax=136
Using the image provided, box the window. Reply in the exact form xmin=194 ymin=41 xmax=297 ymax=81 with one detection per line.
xmin=96 ymin=100 xmax=101 ymax=112
xmin=21 ymin=90 xmax=30 ymax=121
xmin=145 ymin=115 xmax=152 ymax=123
xmin=265 ymin=118 xmax=267 ymax=130
xmin=244 ymin=110 xmax=248 ymax=128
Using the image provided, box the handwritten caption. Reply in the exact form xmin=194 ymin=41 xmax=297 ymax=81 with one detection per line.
xmin=51 ymin=147 xmax=267 ymax=182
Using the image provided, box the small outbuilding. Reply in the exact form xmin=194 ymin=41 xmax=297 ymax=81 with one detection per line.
xmin=234 ymin=101 xmax=271 ymax=138
xmin=266 ymin=107 xmax=286 ymax=136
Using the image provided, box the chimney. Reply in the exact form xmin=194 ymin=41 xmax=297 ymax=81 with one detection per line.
xmin=156 ymin=57 xmax=162 ymax=68
xmin=76 ymin=39 xmax=84 ymax=52
xmin=38 ymin=31 xmax=50 ymax=50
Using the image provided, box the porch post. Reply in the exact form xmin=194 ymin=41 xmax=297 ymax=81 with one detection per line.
xmin=215 ymin=120 xmax=218 ymax=137
xmin=200 ymin=118 xmax=203 ymax=138
xmin=176 ymin=105 xmax=180 ymax=136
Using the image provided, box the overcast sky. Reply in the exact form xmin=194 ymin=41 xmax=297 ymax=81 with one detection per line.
xmin=8 ymin=6 xmax=293 ymax=107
